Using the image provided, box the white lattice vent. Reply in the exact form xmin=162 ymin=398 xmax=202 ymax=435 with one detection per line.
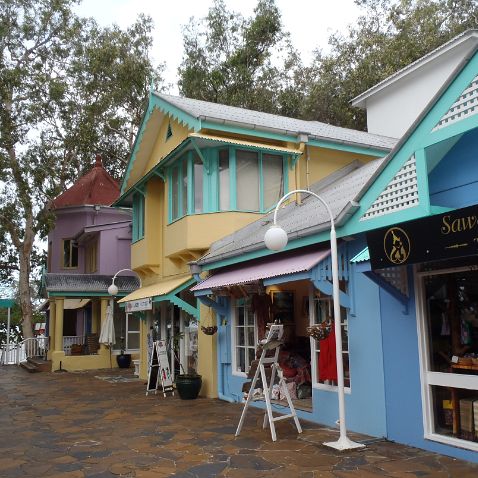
xmin=360 ymin=155 xmax=419 ymax=221
xmin=433 ymin=74 xmax=478 ymax=131
xmin=376 ymin=266 xmax=408 ymax=296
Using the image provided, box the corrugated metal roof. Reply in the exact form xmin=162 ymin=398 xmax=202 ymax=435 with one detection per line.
xmin=118 ymin=276 xmax=192 ymax=303
xmin=156 ymin=93 xmax=397 ymax=150
xmin=198 ymin=157 xmax=385 ymax=266
xmin=191 ymin=249 xmax=330 ymax=291
xmin=189 ymin=133 xmax=302 ymax=155
xmin=44 ymin=274 xmax=139 ymax=293
xmin=350 ymin=247 xmax=370 ymax=263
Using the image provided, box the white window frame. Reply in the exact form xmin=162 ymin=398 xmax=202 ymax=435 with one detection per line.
xmin=309 ymin=286 xmax=351 ymax=394
xmin=415 ymin=265 xmax=478 ymax=452
xmin=231 ymin=298 xmax=257 ymax=377
xmin=125 ymin=313 xmax=140 ymax=353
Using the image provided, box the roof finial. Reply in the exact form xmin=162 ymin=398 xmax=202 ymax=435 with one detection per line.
xmin=95 ymin=154 xmax=102 ymax=168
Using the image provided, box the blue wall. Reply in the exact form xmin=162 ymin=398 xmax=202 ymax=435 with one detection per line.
xmin=429 ymin=128 xmax=478 ymax=208
xmin=216 ymin=237 xmax=388 ymax=438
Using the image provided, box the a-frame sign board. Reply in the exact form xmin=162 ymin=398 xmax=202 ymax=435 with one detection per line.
xmin=146 ymin=340 xmax=174 ymax=397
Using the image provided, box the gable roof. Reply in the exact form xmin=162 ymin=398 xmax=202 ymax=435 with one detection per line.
xmin=156 ymin=93 xmax=397 ymax=151
xmin=352 ymin=30 xmax=478 ymax=108
xmin=53 ymin=155 xmax=120 ymax=209
xmin=197 ymin=158 xmax=385 ymax=267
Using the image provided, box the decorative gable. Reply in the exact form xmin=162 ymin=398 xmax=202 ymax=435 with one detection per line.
xmin=360 ymin=155 xmax=419 ymax=221
xmin=432 ymin=74 xmax=478 ymax=131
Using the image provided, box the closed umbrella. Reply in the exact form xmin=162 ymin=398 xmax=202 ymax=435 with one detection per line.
xmin=99 ymin=303 xmax=115 ymax=368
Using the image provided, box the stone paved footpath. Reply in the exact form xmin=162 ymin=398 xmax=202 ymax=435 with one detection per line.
xmin=1 ymin=366 xmax=477 ymax=478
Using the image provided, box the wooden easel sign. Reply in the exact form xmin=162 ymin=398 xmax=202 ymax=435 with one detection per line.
xmin=146 ymin=340 xmax=174 ymax=396
xmin=156 ymin=340 xmax=174 ymax=397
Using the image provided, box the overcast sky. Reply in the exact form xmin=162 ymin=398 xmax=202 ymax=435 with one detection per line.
xmin=75 ymin=0 xmax=361 ymax=93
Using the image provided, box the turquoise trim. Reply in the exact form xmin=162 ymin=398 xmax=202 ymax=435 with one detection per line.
xmin=167 ymin=295 xmax=199 ymax=319
xmin=424 ymin=113 xmax=478 ymax=147
xmin=289 ymin=153 xmax=300 ymax=170
xmin=345 ymin=50 xmax=478 ymax=234
xmin=350 ymin=247 xmax=370 ymax=263
xmin=150 ymin=93 xmax=201 ymax=130
xmin=0 ymin=299 xmax=15 ymax=308
xmin=187 ymin=151 xmax=194 ymax=215
xmin=190 ymin=138 xmax=209 ymax=174
xmin=229 ymin=147 xmax=237 ymax=210
xmin=307 ymin=139 xmax=389 ymax=157
xmin=48 ymin=292 xmax=128 ymax=297
xmin=415 ymin=148 xmax=431 ymax=215
xmin=430 ymin=205 xmax=453 ymax=214
xmin=132 ymin=193 xmax=145 ymax=242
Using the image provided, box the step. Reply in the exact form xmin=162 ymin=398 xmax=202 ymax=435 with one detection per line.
xmin=20 ymin=361 xmax=39 ymax=373
xmin=27 ymin=357 xmax=52 ymax=372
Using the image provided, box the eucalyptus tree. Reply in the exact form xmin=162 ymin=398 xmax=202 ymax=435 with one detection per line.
xmin=178 ymin=0 xmax=304 ymax=117
xmin=0 ymin=0 xmax=163 ymax=337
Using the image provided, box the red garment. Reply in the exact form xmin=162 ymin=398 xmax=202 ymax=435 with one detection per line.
xmin=318 ymin=325 xmax=337 ymax=382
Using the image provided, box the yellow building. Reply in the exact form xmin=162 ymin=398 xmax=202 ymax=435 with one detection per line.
xmin=115 ymin=92 xmax=395 ymax=396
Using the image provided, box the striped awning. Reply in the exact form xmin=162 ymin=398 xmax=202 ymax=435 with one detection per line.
xmin=191 ymin=249 xmax=330 ymax=292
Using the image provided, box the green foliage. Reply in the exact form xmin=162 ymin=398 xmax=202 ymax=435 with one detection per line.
xmin=0 ymin=0 xmax=163 ymax=336
xmin=302 ymin=0 xmax=478 ymax=129
xmin=178 ymin=0 xmax=304 ymax=116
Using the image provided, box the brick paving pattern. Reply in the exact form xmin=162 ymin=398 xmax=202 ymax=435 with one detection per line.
xmin=0 ymin=366 xmax=477 ymax=477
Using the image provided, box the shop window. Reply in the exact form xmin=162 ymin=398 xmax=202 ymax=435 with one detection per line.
xmin=132 ymin=193 xmax=145 ymax=242
xmin=62 ymin=239 xmax=78 ymax=268
xmin=85 ymin=240 xmax=98 ymax=273
xmin=419 ymin=267 xmax=478 ymax=449
xmin=233 ymin=298 xmax=257 ymax=375
xmin=312 ymin=297 xmax=350 ymax=389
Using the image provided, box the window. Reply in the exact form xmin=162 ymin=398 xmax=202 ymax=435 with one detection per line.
xmin=417 ymin=266 xmax=478 ymax=450
xmin=85 ymin=240 xmax=97 ymax=273
xmin=193 ymin=154 xmax=203 ymax=213
xmin=218 ymin=150 xmax=230 ymax=211
xmin=62 ymin=239 xmax=78 ymax=268
xmin=114 ymin=312 xmax=140 ymax=353
xmin=168 ymin=146 xmax=287 ymax=222
xmin=312 ymin=297 xmax=350 ymax=389
xmin=233 ymin=298 xmax=256 ymax=375
xmin=236 ymin=150 xmax=259 ymax=211
xmin=132 ymin=193 xmax=145 ymax=242
xmin=166 ymin=122 xmax=173 ymax=140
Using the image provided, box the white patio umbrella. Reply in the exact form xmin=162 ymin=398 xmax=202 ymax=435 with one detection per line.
xmin=99 ymin=303 xmax=116 ymax=368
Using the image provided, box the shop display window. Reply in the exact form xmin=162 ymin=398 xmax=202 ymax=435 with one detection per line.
xmin=313 ymin=297 xmax=350 ymax=389
xmin=420 ymin=266 xmax=478 ymax=447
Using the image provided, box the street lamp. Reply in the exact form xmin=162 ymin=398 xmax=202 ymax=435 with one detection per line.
xmin=265 ymin=189 xmax=364 ymax=451
xmin=108 ymin=268 xmax=142 ymax=296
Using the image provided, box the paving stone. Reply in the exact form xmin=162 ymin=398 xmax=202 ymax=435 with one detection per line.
xmin=1 ymin=366 xmax=477 ymax=478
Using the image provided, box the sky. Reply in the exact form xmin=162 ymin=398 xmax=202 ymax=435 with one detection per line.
xmin=75 ymin=0 xmax=361 ymax=93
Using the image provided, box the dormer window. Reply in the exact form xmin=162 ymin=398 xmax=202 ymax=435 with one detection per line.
xmin=167 ymin=146 xmax=287 ymax=223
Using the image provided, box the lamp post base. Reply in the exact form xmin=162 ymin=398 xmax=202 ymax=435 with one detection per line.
xmin=323 ymin=436 xmax=365 ymax=451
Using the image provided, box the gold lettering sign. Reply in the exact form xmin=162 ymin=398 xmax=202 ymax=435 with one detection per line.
xmin=441 ymin=214 xmax=478 ymax=235
xmin=383 ymin=227 xmax=411 ymax=264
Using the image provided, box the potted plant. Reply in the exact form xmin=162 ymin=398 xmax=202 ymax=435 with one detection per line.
xmin=170 ymin=332 xmax=202 ymax=399
xmin=116 ymin=336 xmax=131 ymax=369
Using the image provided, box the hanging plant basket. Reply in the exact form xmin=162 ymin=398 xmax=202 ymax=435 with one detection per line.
xmin=201 ymin=325 xmax=218 ymax=336
xmin=306 ymin=322 xmax=332 ymax=341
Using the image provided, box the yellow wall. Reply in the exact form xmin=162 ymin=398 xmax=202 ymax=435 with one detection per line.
xmin=197 ymin=303 xmax=218 ymax=398
xmin=146 ymin=116 xmax=190 ymax=173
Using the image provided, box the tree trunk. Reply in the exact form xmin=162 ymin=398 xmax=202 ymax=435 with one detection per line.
xmin=18 ymin=244 xmax=33 ymax=339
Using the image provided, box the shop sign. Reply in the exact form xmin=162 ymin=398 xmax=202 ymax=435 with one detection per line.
xmin=125 ymin=297 xmax=152 ymax=312
xmin=366 ymin=204 xmax=478 ymax=269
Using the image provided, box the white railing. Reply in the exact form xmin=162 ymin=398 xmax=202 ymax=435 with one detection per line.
xmin=0 ymin=337 xmax=49 ymax=365
xmin=63 ymin=335 xmax=85 ymax=356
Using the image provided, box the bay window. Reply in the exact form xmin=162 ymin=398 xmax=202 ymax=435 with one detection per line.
xmin=132 ymin=192 xmax=145 ymax=242
xmin=167 ymin=146 xmax=287 ymax=222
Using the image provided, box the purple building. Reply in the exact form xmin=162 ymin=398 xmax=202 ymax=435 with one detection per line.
xmin=42 ymin=156 xmax=139 ymax=371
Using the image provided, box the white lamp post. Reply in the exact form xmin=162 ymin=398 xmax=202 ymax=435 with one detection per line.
xmin=108 ymin=268 xmax=142 ymax=296
xmin=265 ymin=189 xmax=364 ymax=451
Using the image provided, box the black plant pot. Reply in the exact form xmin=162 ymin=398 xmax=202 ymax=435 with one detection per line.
xmin=175 ymin=374 xmax=202 ymax=400
xmin=116 ymin=353 xmax=131 ymax=369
